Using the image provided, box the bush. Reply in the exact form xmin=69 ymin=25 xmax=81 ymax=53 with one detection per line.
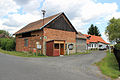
xmin=38 ymin=53 xmax=45 ymax=56
xmin=114 ymin=43 xmax=120 ymax=50
xmin=0 ymin=38 xmax=15 ymax=51
xmin=6 ymin=39 xmax=15 ymax=51
xmin=0 ymin=38 xmax=8 ymax=50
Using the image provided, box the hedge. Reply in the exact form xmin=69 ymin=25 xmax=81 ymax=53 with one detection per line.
xmin=114 ymin=43 xmax=120 ymax=50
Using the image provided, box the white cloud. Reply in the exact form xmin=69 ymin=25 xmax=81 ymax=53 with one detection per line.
xmin=79 ymin=2 xmax=117 ymax=22
xmin=71 ymin=17 xmax=88 ymax=33
xmin=0 ymin=13 xmax=42 ymax=34
xmin=0 ymin=0 xmax=20 ymax=17
xmin=101 ymin=32 xmax=109 ymax=43
xmin=0 ymin=20 xmax=17 ymax=34
xmin=0 ymin=0 xmax=43 ymax=34
xmin=42 ymin=0 xmax=118 ymax=33
xmin=105 ymin=12 xmax=120 ymax=21
xmin=14 ymin=0 xmax=31 ymax=5
xmin=22 ymin=0 xmax=41 ymax=13
xmin=3 ymin=13 xmax=42 ymax=27
xmin=14 ymin=0 xmax=43 ymax=13
xmin=0 ymin=0 xmax=120 ymax=38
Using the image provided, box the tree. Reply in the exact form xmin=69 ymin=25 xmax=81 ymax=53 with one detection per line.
xmin=0 ymin=30 xmax=10 ymax=36
xmin=87 ymin=24 xmax=101 ymax=36
xmin=105 ymin=17 xmax=120 ymax=43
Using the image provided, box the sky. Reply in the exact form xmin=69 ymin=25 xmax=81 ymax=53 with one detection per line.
xmin=0 ymin=0 xmax=120 ymax=42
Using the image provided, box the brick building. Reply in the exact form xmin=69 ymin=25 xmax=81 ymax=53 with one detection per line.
xmin=14 ymin=12 xmax=86 ymax=56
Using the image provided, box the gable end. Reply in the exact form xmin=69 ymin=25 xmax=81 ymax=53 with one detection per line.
xmin=46 ymin=13 xmax=77 ymax=32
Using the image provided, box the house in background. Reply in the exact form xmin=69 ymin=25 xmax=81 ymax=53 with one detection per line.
xmin=84 ymin=34 xmax=109 ymax=50
xmin=0 ymin=33 xmax=10 ymax=38
xmin=76 ymin=32 xmax=87 ymax=52
xmin=14 ymin=12 xmax=86 ymax=56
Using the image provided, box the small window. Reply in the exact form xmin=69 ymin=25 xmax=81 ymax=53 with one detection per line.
xmin=91 ymin=44 xmax=93 ymax=47
xmin=24 ymin=39 xmax=28 ymax=47
xmin=68 ymin=44 xmax=74 ymax=50
xmin=94 ymin=44 xmax=96 ymax=47
xmin=54 ymin=44 xmax=59 ymax=49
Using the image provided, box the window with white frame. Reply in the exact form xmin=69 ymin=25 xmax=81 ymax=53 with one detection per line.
xmin=95 ymin=43 xmax=96 ymax=47
xmin=91 ymin=44 xmax=93 ymax=47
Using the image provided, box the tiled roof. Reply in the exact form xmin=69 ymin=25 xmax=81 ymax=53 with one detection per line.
xmin=0 ymin=33 xmax=10 ymax=38
xmin=84 ymin=34 xmax=109 ymax=44
xmin=0 ymin=33 xmax=4 ymax=38
xmin=76 ymin=32 xmax=87 ymax=39
xmin=14 ymin=13 xmax=62 ymax=35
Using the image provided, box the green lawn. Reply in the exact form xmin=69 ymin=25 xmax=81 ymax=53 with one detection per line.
xmin=0 ymin=48 xmax=47 ymax=57
xmin=96 ymin=51 xmax=120 ymax=79
xmin=0 ymin=48 xmax=91 ymax=57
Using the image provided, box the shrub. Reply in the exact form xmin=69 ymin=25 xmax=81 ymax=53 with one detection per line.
xmin=114 ymin=43 xmax=120 ymax=50
xmin=0 ymin=38 xmax=8 ymax=50
xmin=0 ymin=38 xmax=15 ymax=51
xmin=38 ymin=53 xmax=45 ymax=56
xmin=6 ymin=39 xmax=15 ymax=51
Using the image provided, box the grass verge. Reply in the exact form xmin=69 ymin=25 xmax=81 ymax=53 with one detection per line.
xmin=96 ymin=51 xmax=120 ymax=79
xmin=0 ymin=48 xmax=47 ymax=57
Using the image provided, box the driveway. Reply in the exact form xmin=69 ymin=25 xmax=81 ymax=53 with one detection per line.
xmin=0 ymin=51 xmax=111 ymax=80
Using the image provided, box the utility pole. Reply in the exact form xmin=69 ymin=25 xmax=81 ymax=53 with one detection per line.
xmin=41 ymin=10 xmax=46 ymax=25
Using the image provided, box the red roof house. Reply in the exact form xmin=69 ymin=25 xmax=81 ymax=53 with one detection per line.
xmin=84 ymin=34 xmax=109 ymax=50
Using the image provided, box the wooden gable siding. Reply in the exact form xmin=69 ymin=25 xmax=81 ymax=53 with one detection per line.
xmin=46 ymin=14 xmax=75 ymax=32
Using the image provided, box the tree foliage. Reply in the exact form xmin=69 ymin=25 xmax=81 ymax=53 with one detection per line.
xmin=87 ymin=24 xmax=101 ymax=36
xmin=105 ymin=17 xmax=120 ymax=43
xmin=0 ymin=30 xmax=10 ymax=36
xmin=0 ymin=38 xmax=16 ymax=51
xmin=114 ymin=43 xmax=120 ymax=50
xmin=0 ymin=30 xmax=15 ymax=51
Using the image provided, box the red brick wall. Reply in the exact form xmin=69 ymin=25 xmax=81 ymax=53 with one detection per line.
xmin=42 ymin=28 xmax=76 ymax=54
xmin=16 ymin=30 xmax=43 ymax=53
xmin=43 ymin=28 xmax=76 ymax=43
xmin=16 ymin=28 xmax=76 ymax=54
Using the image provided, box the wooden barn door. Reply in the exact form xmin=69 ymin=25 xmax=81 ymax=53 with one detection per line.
xmin=60 ymin=44 xmax=64 ymax=55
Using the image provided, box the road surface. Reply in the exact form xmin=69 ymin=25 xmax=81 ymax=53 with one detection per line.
xmin=0 ymin=51 xmax=111 ymax=80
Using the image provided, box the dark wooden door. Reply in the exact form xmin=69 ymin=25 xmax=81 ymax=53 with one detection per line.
xmin=60 ymin=44 xmax=64 ymax=55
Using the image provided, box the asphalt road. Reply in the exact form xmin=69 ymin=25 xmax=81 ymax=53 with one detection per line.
xmin=0 ymin=51 xmax=111 ymax=80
